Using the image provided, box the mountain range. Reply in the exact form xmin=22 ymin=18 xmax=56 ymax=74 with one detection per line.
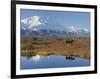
xmin=21 ymin=25 xmax=90 ymax=38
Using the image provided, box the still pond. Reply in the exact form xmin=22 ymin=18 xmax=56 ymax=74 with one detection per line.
xmin=21 ymin=55 xmax=90 ymax=69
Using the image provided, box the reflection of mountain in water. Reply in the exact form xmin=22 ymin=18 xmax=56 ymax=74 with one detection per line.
xmin=32 ymin=55 xmax=40 ymax=61
xmin=21 ymin=55 xmax=90 ymax=69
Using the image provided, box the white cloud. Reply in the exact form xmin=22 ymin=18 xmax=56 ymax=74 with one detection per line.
xmin=21 ymin=16 xmax=45 ymax=28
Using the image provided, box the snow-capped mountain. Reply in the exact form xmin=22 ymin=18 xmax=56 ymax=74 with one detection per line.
xmin=67 ymin=26 xmax=79 ymax=33
xmin=21 ymin=15 xmax=90 ymax=37
xmin=66 ymin=26 xmax=89 ymax=37
xmin=21 ymin=25 xmax=90 ymax=37
xmin=67 ymin=26 xmax=89 ymax=33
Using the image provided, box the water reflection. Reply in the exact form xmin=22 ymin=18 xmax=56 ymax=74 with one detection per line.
xmin=32 ymin=55 xmax=40 ymax=61
xmin=21 ymin=55 xmax=90 ymax=69
xmin=65 ymin=55 xmax=75 ymax=60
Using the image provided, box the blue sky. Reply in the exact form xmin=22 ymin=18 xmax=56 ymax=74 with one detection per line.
xmin=20 ymin=9 xmax=90 ymax=31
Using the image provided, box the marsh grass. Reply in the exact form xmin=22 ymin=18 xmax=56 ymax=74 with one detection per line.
xmin=21 ymin=37 xmax=90 ymax=59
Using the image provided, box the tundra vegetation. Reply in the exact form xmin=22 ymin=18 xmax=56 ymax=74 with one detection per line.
xmin=21 ymin=36 xmax=90 ymax=59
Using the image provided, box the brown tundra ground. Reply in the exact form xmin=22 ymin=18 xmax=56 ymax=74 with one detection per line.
xmin=21 ymin=36 xmax=90 ymax=59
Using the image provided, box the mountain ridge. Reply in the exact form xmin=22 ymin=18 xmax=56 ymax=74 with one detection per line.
xmin=21 ymin=25 xmax=90 ymax=38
